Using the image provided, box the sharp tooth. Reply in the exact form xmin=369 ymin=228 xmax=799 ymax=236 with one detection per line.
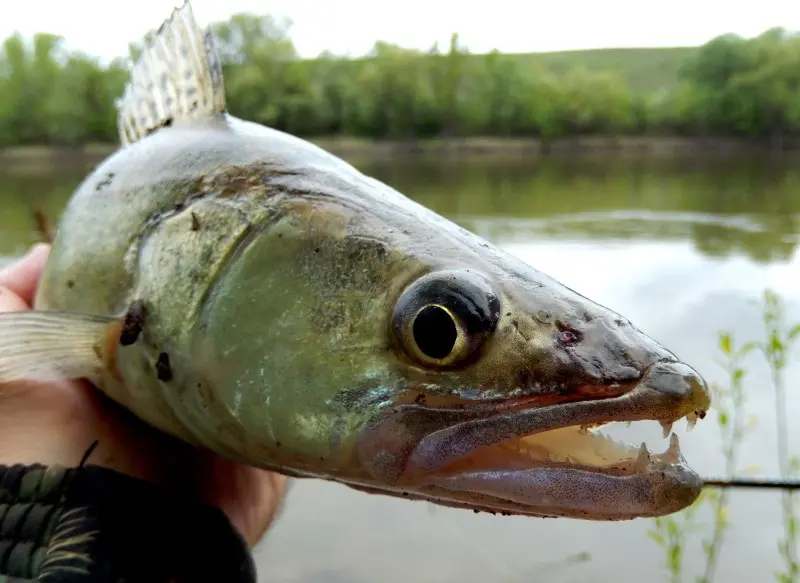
xmin=635 ymin=442 xmax=651 ymax=473
xmin=661 ymin=432 xmax=681 ymax=462
xmin=686 ymin=412 xmax=698 ymax=431
xmin=660 ymin=421 xmax=673 ymax=438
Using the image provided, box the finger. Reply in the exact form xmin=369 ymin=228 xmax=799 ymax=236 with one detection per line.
xmin=0 ymin=284 xmax=29 ymax=313
xmin=0 ymin=243 xmax=51 ymax=305
xmin=214 ymin=466 xmax=289 ymax=547
xmin=177 ymin=450 xmax=290 ymax=547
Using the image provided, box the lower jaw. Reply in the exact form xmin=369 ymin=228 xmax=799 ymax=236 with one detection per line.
xmin=419 ymin=465 xmax=702 ymax=520
xmin=403 ymin=424 xmax=703 ymax=520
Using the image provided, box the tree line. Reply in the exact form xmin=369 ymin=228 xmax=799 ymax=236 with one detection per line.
xmin=0 ymin=13 xmax=798 ymax=147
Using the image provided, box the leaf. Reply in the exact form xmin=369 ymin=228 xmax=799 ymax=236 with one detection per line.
xmin=764 ymin=288 xmax=780 ymax=310
xmin=669 ymin=544 xmax=682 ymax=571
xmin=648 ymin=531 xmax=666 ymax=546
xmin=738 ymin=341 xmax=759 ymax=356
xmin=718 ymin=332 xmax=732 ymax=355
xmin=769 ymin=332 xmax=784 ymax=355
xmin=666 ymin=519 xmax=679 ymax=537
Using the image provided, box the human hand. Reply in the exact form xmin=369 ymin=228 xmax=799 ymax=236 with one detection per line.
xmin=0 ymin=243 xmax=288 ymax=547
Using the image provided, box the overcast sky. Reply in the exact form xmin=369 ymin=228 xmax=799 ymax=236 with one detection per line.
xmin=1 ymin=0 xmax=798 ymax=61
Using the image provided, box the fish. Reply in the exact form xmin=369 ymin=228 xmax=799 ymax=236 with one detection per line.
xmin=0 ymin=1 xmax=710 ymax=521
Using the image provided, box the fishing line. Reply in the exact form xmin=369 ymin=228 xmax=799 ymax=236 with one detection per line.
xmin=702 ymin=477 xmax=800 ymax=490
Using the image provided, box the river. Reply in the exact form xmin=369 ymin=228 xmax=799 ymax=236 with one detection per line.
xmin=0 ymin=154 xmax=798 ymax=583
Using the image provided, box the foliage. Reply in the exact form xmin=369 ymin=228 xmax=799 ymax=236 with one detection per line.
xmin=648 ymin=289 xmax=799 ymax=582
xmin=0 ymin=15 xmax=798 ymax=146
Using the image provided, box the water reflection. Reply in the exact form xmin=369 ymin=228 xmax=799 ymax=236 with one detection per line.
xmin=0 ymin=172 xmax=78 ymax=259
xmin=367 ymin=156 xmax=800 ymax=265
xmin=1 ymin=155 xmax=799 ymax=265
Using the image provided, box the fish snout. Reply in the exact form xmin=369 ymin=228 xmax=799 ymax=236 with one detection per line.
xmin=637 ymin=360 xmax=712 ymax=415
xmin=555 ymin=314 xmax=677 ymax=387
xmin=598 ymin=316 xmax=711 ymax=412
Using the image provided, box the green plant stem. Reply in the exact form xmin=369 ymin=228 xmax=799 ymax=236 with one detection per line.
xmin=700 ymin=378 xmax=744 ymax=582
xmin=762 ymin=290 xmax=799 ymax=582
xmin=772 ymin=366 xmax=798 ymax=581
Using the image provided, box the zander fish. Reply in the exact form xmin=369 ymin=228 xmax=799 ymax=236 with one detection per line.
xmin=0 ymin=1 xmax=710 ymax=521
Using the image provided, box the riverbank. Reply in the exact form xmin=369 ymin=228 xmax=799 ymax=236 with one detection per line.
xmin=1 ymin=135 xmax=799 ymax=173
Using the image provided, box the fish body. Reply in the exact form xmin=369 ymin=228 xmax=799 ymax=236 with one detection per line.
xmin=0 ymin=1 xmax=711 ymax=521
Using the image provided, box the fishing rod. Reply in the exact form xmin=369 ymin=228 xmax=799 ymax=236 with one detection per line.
xmin=703 ymin=477 xmax=800 ymax=490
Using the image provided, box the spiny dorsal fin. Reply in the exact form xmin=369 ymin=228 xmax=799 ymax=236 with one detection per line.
xmin=115 ymin=0 xmax=226 ymax=147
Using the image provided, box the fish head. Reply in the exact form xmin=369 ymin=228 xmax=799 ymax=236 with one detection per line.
xmin=355 ymin=249 xmax=710 ymax=519
xmin=193 ymin=171 xmax=710 ymax=521
xmin=344 ymin=191 xmax=710 ymax=520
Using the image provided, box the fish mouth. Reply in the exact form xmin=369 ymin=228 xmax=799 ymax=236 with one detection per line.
xmin=358 ymin=360 xmax=711 ymax=520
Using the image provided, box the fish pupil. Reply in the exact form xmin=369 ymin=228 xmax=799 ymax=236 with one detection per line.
xmin=413 ymin=305 xmax=458 ymax=360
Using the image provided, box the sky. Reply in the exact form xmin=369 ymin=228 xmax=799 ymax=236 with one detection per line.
xmin=0 ymin=0 xmax=797 ymax=61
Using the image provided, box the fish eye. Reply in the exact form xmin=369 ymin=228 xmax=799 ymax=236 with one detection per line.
xmin=392 ymin=270 xmax=501 ymax=368
xmin=412 ymin=304 xmax=462 ymax=361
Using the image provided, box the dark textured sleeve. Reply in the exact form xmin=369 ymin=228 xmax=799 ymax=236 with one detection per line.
xmin=0 ymin=463 xmax=256 ymax=583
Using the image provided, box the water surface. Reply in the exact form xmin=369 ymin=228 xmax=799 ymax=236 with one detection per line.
xmin=0 ymin=155 xmax=798 ymax=583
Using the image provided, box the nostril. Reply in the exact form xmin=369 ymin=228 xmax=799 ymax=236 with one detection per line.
xmin=555 ymin=320 xmax=583 ymax=345
xmin=557 ymin=330 xmax=579 ymax=344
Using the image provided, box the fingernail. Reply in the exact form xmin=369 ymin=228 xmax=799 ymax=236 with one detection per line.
xmin=16 ymin=243 xmax=49 ymax=266
xmin=26 ymin=243 xmax=50 ymax=257
xmin=0 ymin=244 xmax=49 ymax=278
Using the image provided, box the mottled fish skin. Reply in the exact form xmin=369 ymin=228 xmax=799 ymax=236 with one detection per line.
xmin=23 ymin=1 xmax=711 ymax=520
xmin=36 ymin=113 xmax=444 ymax=457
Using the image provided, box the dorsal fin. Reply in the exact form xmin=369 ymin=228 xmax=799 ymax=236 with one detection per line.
xmin=115 ymin=0 xmax=226 ymax=147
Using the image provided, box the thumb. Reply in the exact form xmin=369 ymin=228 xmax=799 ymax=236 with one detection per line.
xmin=0 ymin=284 xmax=28 ymax=313
xmin=0 ymin=243 xmax=51 ymax=307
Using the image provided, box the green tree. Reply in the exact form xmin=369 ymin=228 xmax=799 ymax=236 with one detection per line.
xmin=0 ymin=14 xmax=796 ymax=146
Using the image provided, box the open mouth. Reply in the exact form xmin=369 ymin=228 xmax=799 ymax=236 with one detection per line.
xmin=359 ymin=360 xmax=712 ymax=520
xmin=431 ymin=413 xmax=704 ymax=480
xmin=416 ymin=415 xmax=708 ymax=521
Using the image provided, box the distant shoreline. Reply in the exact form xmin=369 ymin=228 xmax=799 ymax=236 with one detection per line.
xmin=0 ymin=135 xmax=798 ymax=172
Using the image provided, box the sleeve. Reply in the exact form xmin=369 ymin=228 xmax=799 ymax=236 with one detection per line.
xmin=0 ymin=462 xmax=257 ymax=583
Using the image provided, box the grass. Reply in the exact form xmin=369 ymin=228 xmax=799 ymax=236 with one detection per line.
xmin=648 ymin=289 xmax=800 ymax=582
xmin=340 ymin=45 xmax=698 ymax=95
xmin=507 ymin=46 xmax=699 ymax=94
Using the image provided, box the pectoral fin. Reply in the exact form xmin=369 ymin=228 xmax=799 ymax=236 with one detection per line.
xmin=0 ymin=311 xmax=120 ymax=384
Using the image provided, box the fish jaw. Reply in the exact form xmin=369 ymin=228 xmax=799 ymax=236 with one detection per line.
xmin=354 ymin=359 xmax=710 ymax=520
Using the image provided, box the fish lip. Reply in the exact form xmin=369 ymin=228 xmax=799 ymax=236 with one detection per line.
xmin=422 ymin=456 xmax=704 ymax=520
xmin=402 ymin=358 xmax=711 ymax=477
